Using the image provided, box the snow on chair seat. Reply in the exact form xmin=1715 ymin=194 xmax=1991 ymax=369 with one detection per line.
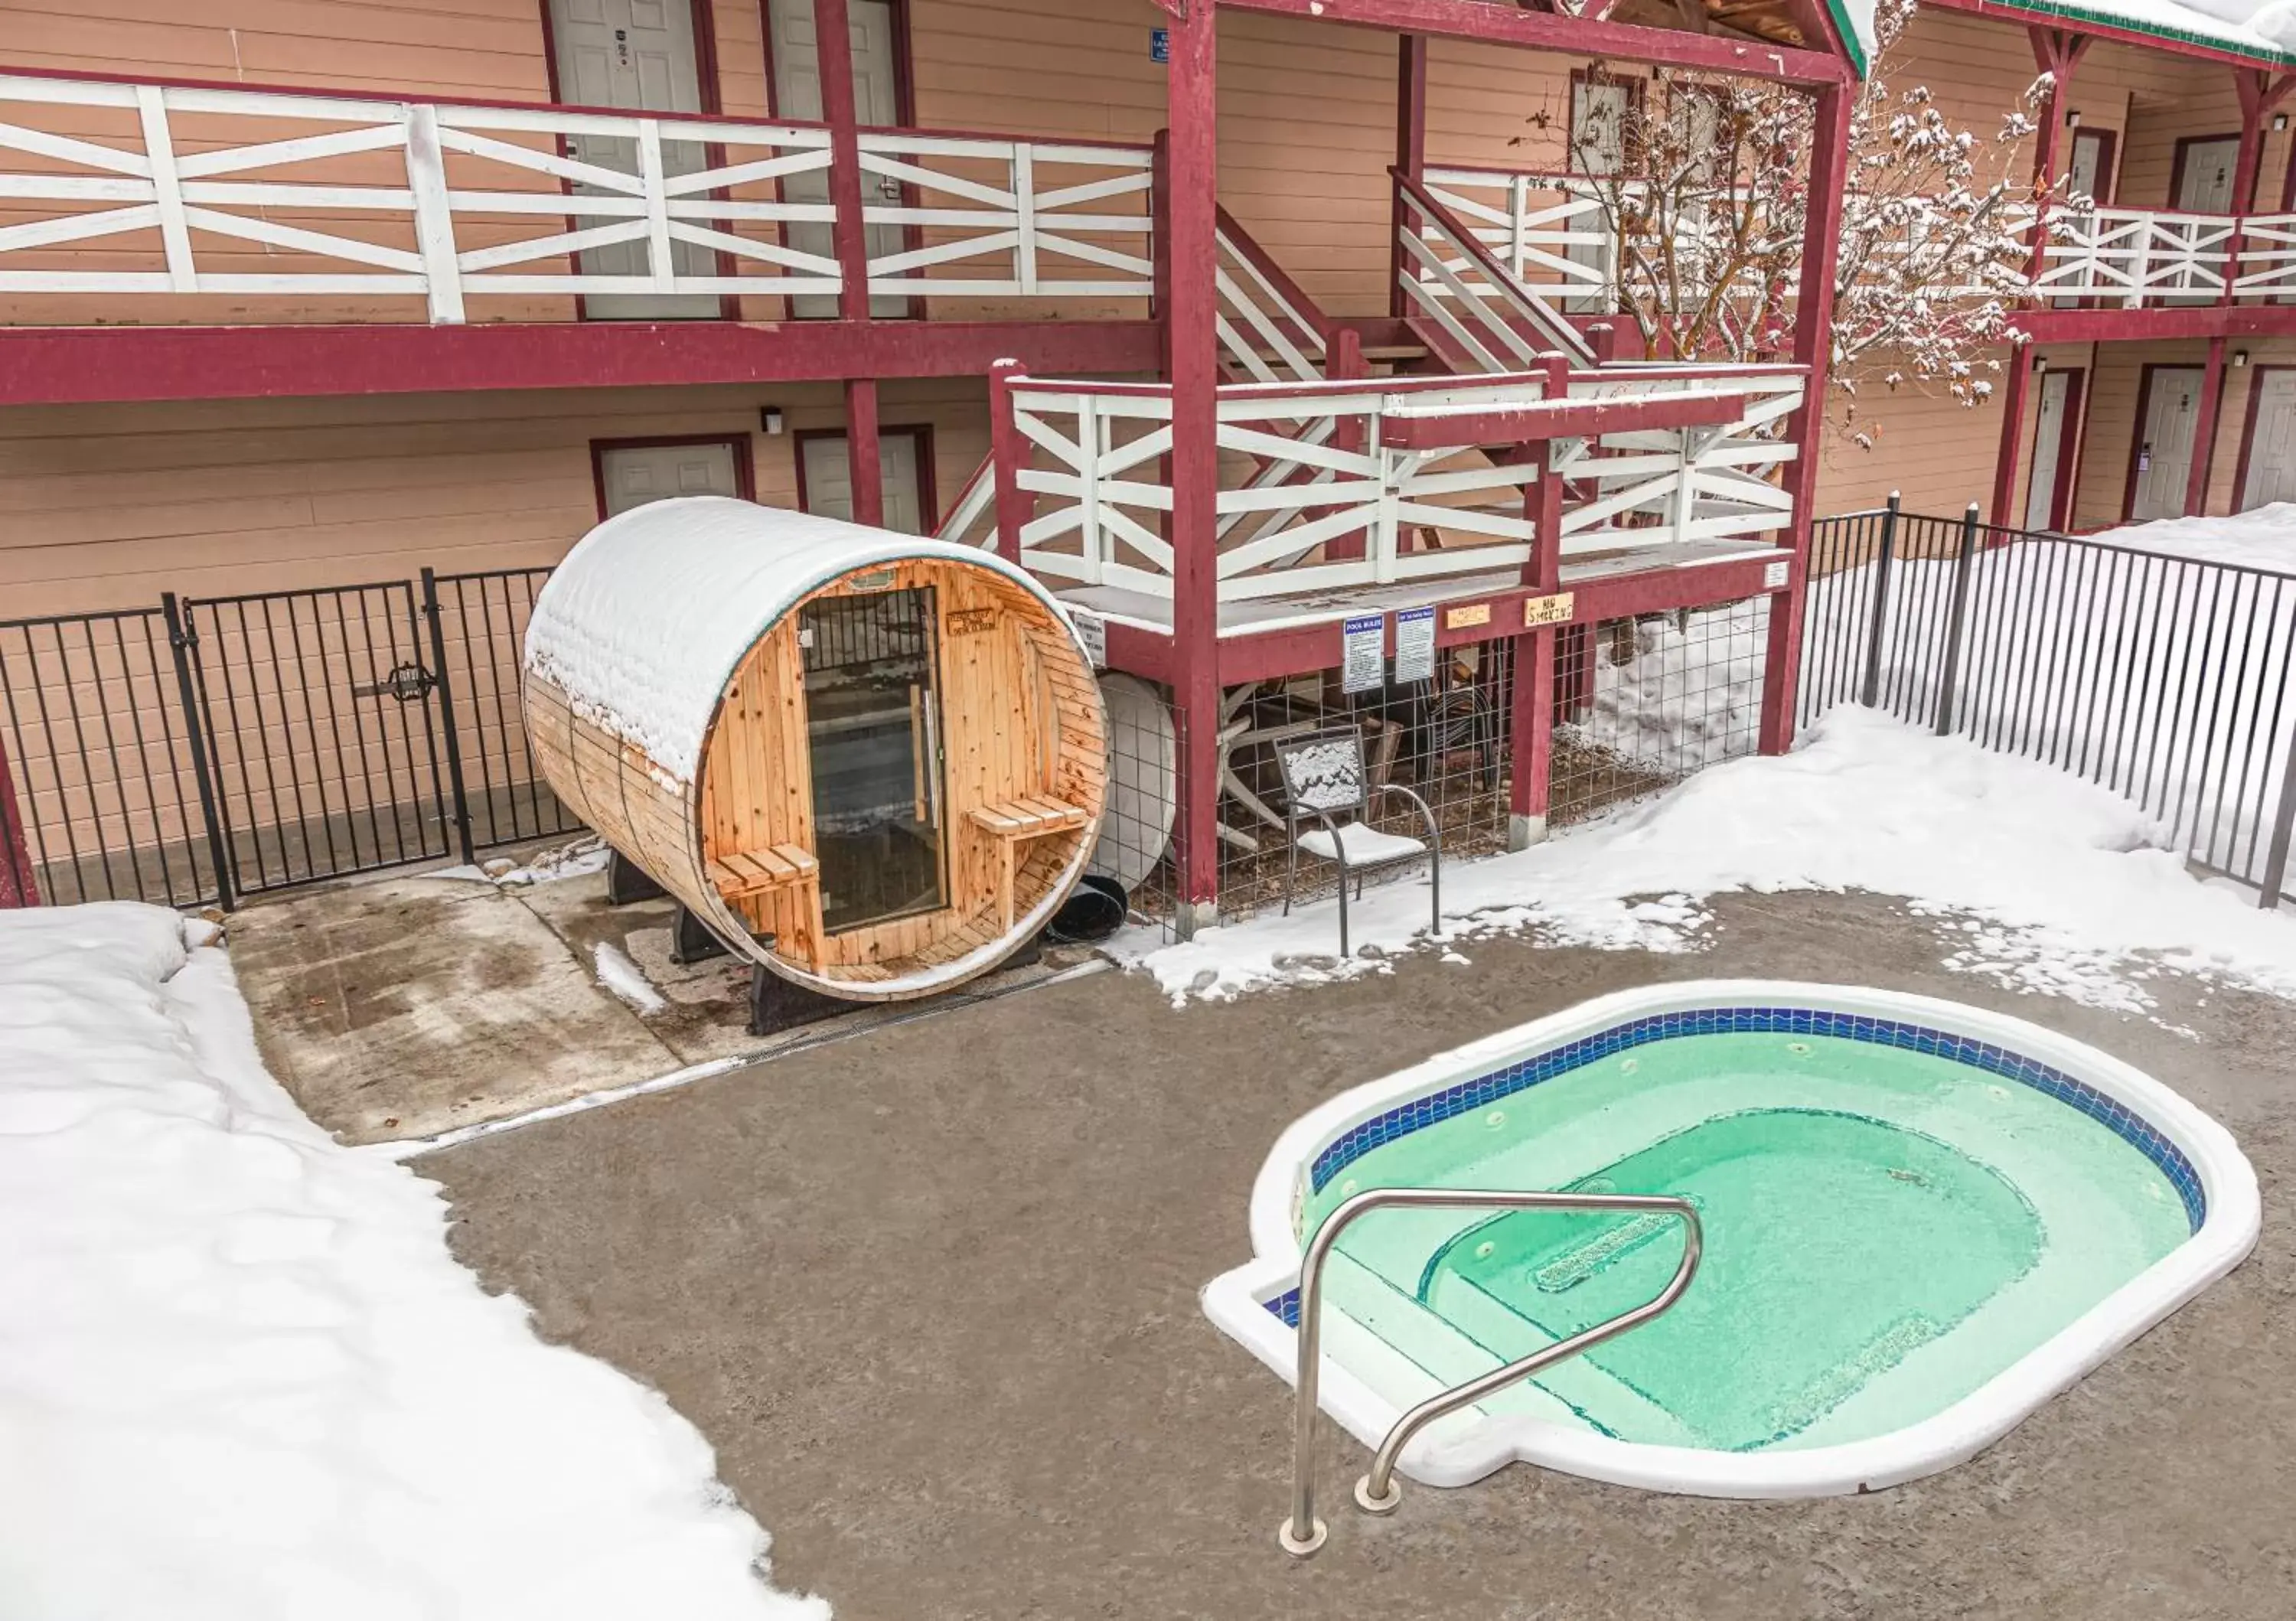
xmin=1295 ymin=821 xmax=1427 ymax=866
xmin=1275 ymin=726 xmax=1443 ymax=959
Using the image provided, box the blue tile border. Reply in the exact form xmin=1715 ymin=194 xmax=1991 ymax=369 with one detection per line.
xmin=1301 ymin=1006 xmax=2205 ymax=1231
xmin=1264 ymin=1007 xmax=2205 ymax=1325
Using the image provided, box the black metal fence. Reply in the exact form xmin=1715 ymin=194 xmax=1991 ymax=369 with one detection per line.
xmin=0 ymin=566 xmax=578 ymax=910
xmin=1802 ymin=499 xmax=2296 ymax=906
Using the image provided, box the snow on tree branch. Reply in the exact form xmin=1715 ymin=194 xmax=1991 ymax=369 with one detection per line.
xmin=1556 ymin=0 xmax=2049 ymax=448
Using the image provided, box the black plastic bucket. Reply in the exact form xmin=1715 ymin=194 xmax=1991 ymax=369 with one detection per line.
xmin=1047 ymin=873 xmax=1128 ymax=943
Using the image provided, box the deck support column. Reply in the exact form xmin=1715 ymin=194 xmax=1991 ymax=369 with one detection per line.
xmin=1164 ymin=0 xmax=1224 ymax=932
xmin=2186 ymin=338 xmax=2228 ymax=518
xmin=1758 ymin=77 xmax=1852 ymax=756
xmin=1508 ymin=357 xmax=1568 ymax=850
xmin=1388 ymin=34 xmax=1427 ymax=321
xmin=1991 ymin=31 xmax=2086 ymax=531
xmin=845 ymin=377 xmax=884 ymax=527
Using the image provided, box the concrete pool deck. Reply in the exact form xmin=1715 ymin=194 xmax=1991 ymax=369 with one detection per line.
xmin=423 ymin=889 xmax=2295 ymax=1620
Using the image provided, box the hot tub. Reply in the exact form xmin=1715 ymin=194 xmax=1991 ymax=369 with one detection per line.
xmin=1202 ymin=982 xmax=2258 ymax=1499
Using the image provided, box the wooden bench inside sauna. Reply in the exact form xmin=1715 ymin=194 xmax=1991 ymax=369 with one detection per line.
xmin=522 ymin=496 xmax=1109 ymax=1003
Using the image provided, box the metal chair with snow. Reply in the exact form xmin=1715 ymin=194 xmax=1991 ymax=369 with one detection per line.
xmin=1274 ymin=726 xmax=1442 ymax=958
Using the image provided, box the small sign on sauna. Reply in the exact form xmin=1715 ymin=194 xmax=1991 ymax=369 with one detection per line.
xmin=946 ymin=607 xmax=998 ymax=636
xmin=1522 ymin=592 xmax=1576 ymax=628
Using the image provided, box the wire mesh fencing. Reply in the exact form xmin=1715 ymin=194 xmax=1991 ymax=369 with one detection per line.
xmin=1803 ymin=501 xmax=2296 ymax=904
xmin=1550 ymin=601 xmax=1769 ymax=828
xmin=1212 ymin=643 xmax=1516 ymax=925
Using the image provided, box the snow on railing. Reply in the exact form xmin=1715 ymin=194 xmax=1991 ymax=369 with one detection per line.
xmin=994 ymin=364 xmax=1807 ymax=608
xmin=0 ymin=72 xmax=838 ymax=319
xmin=856 ymin=130 xmax=1151 ymax=300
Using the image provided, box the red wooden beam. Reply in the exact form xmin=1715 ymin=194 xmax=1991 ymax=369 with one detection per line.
xmin=1210 ymin=551 xmax=1788 ymax=686
xmin=1389 ymin=34 xmax=1428 ymax=322
xmin=0 ymin=320 xmax=1165 ymax=406
xmin=1377 ymin=389 xmax=1748 ymax=449
xmin=2187 ymin=337 xmax=2228 ymax=516
xmin=1220 ymin=0 xmax=1854 ymax=84
xmin=1164 ymin=0 xmax=1224 ymax=919
xmin=2014 ymin=304 xmax=2296 ymax=343
xmin=1926 ymin=0 xmax=2294 ymax=71
xmin=845 ymin=375 xmax=884 ymax=526
xmin=1760 ymin=77 xmax=1852 ymax=756
xmin=813 ymin=0 xmax=875 ymax=325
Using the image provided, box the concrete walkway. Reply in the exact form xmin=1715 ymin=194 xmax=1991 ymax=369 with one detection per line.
xmin=423 ymin=890 xmax=2294 ymax=1620
xmin=227 ymin=844 xmax=1084 ymax=1144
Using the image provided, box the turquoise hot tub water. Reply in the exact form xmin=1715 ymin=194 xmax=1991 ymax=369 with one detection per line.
xmin=1297 ymin=1027 xmax=2193 ymax=1456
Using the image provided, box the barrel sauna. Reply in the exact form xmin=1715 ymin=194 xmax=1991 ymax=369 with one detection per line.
xmin=523 ymin=496 xmax=1108 ymax=1002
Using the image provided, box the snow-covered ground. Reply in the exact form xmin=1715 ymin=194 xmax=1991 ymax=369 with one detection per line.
xmin=0 ymin=903 xmax=824 ymax=1621
xmin=1812 ymin=503 xmax=2296 ymax=878
xmin=1124 ymin=706 xmax=2296 ymax=1014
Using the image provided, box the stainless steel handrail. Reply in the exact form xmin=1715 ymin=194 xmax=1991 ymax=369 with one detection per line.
xmin=1280 ymin=1186 xmax=1701 ymax=1556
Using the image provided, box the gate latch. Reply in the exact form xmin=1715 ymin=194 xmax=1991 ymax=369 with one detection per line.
xmin=353 ymin=662 xmax=438 ymax=703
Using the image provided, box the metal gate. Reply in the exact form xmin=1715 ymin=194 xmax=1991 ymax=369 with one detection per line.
xmin=176 ymin=581 xmax=455 ymax=900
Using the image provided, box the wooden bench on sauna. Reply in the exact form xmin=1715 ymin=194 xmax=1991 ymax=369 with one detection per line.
xmin=967 ymin=797 xmax=1091 ymax=929
xmin=707 ymin=845 xmax=820 ymax=905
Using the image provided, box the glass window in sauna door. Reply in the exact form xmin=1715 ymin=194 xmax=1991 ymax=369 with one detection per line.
xmin=800 ymin=586 xmax=947 ymax=932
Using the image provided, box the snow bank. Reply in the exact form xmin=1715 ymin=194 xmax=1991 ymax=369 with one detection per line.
xmin=1124 ymin=707 xmax=2296 ymax=1013
xmin=0 ymin=903 xmax=825 ymax=1621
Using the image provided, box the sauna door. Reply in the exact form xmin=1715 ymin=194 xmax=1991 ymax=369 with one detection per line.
xmin=800 ymin=586 xmax=947 ymax=932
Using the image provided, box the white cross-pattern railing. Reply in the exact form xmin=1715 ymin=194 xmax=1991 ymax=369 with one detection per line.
xmin=935 ymin=454 xmax=999 ymax=547
xmin=1000 ymin=370 xmax=1826 ymax=608
xmin=2033 ymin=207 xmax=2236 ymax=306
xmin=856 ymin=131 xmax=1151 ymax=299
xmin=2232 ymin=214 xmax=2296 ymax=303
xmin=1556 ymin=364 xmax=1806 ymax=556
xmin=1422 ymin=165 xmax=1617 ymax=308
xmin=1214 ymin=214 xmax=1328 ymax=384
xmin=1393 ymin=168 xmax=1595 ymax=373
xmin=0 ymin=71 xmax=838 ymax=320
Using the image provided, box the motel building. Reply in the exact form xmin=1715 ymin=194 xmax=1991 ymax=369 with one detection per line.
xmin=0 ymin=0 xmax=2293 ymax=927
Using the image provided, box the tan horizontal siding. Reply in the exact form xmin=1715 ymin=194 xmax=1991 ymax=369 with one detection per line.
xmin=0 ymin=377 xmax=990 ymax=616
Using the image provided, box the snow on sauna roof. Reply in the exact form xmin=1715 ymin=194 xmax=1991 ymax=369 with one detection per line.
xmin=525 ymin=496 xmax=1075 ymax=787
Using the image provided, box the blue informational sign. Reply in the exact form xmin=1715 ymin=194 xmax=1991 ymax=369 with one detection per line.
xmin=1151 ymin=27 xmax=1170 ymax=62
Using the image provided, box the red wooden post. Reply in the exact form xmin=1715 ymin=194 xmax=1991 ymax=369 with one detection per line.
xmin=814 ymin=0 xmax=872 ymax=326
xmin=0 ymin=735 xmax=34 ymax=908
xmin=1992 ymin=29 xmax=2083 ymax=530
xmin=1506 ymin=353 xmax=1569 ymax=846
xmin=2187 ymin=337 xmax=2228 ymax=517
xmin=1326 ymin=326 xmax=1368 ymax=563
xmin=1388 ymin=34 xmax=1427 ymax=321
xmin=1989 ymin=358 xmax=2033 ymax=531
xmin=1164 ymin=0 xmax=1224 ymax=929
xmin=988 ymin=358 xmax=1029 ymax=564
xmin=1758 ymin=78 xmax=1852 ymax=757
xmin=844 ymin=376 xmax=884 ymax=527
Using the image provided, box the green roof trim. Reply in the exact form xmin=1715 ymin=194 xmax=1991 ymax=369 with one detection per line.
xmin=1823 ymin=0 xmax=1874 ymax=76
xmin=1817 ymin=0 xmax=2296 ymax=82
